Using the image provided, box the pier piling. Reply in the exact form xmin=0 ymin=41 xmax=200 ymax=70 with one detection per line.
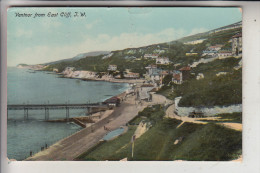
xmin=66 ymin=107 xmax=69 ymax=121
xmin=45 ymin=108 xmax=49 ymax=120
xmin=24 ymin=108 xmax=28 ymax=120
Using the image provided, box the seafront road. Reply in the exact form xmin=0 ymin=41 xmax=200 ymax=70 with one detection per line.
xmin=25 ymin=93 xmax=172 ymax=161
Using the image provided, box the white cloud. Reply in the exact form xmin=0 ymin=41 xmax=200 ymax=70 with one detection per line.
xmin=8 ymin=27 xmax=207 ymax=66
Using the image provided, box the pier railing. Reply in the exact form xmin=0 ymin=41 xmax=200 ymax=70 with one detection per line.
xmin=7 ymin=103 xmax=107 ymax=120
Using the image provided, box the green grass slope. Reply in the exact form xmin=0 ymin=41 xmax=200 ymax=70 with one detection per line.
xmin=77 ymin=105 xmax=242 ymax=161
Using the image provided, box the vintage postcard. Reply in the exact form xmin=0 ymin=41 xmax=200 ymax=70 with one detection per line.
xmin=7 ymin=7 xmax=242 ymax=161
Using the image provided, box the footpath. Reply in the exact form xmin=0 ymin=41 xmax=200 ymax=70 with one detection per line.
xmin=166 ymin=104 xmax=242 ymax=131
xmin=25 ymin=93 xmax=170 ymax=161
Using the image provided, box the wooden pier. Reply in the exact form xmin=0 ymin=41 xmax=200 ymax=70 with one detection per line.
xmin=7 ymin=103 xmax=108 ymax=121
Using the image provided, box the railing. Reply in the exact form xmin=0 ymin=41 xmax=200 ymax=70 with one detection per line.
xmin=7 ymin=103 xmax=107 ymax=120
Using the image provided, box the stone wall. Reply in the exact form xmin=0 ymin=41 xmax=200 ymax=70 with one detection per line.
xmin=174 ymin=97 xmax=242 ymax=116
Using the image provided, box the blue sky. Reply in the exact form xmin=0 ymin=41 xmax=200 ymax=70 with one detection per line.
xmin=7 ymin=7 xmax=242 ymax=66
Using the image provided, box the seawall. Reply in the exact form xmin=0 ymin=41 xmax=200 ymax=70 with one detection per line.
xmin=175 ymin=97 xmax=242 ymax=116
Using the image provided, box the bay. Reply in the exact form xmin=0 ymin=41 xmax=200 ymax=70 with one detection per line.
xmin=7 ymin=67 xmax=129 ymax=160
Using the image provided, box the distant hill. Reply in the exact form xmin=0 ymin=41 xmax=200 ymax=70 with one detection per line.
xmin=16 ymin=64 xmax=29 ymax=67
xmin=44 ymin=51 xmax=110 ymax=65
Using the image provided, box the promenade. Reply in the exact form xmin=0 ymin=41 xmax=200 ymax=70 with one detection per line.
xmin=25 ymin=93 xmax=171 ymax=161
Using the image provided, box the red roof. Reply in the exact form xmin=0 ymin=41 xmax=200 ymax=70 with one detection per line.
xmin=179 ymin=66 xmax=191 ymax=71
xmin=160 ymin=71 xmax=169 ymax=75
xmin=173 ymin=74 xmax=181 ymax=81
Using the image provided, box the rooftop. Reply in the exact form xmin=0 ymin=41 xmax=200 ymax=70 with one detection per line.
xmin=179 ymin=66 xmax=191 ymax=71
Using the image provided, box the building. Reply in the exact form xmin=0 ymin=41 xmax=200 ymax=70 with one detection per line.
xmin=172 ymin=72 xmax=183 ymax=84
xmin=202 ymin=44 xmax=223 ymax=57
xmin=103 ymin=97 xmax=121 ymax=107
xmin=150 ymin=71 xmax=160 ymax=84
xmin=202 ymin=50 xmax=217 ymax=57
xmin=145 ymin=65 xmax=158 ymax=76
xmin=160 ymin=70 xmax=169 ymax=79
xmin=156 ymin=57 xmax=170 ymax=65
xmin=124 ymin=73 xmax=140 ymax=79
xmin=208 ymin=44 xmax=223 ymax=51
xmin=145 ymin=65 xmax=161 ymax=84
xmin=139 ymin=84 xmax=154 ymax=101
xmin=184 ymin=39 xmax=206 ymax=45
xmin=232 ymin=33 xmax=242 ymax=56
xmin=179 ymin=66 xmax=191 ymax=81
xmin=153 ymin=49 xmax=165 ymax=54
xmin=159 ymin=70 xmax=170 ymax=86
xmin=196 ymin=73 xmax=204 ymax=80
xmin=65 ymin=67 xmax=75 ymax=71
xmin=186 ymin=53 xmax=198 ymax=56
xmin=144 ymin=54 xmax=159 ymax=59
xmin=217 ymin=50 xmax=232 ymax=58
xmin=107 ymin=65 xmax=117 ymax=71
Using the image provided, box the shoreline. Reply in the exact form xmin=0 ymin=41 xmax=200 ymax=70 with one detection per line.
xmin=58 ymin=75 xmax=146 ymax=84
xmin=24 ymin=93 xmax=172 ymax=161
xmin=9 ymin=67 xmax=136 ymax=161
xmin=22 ymin=75 xmax=136 ymax=160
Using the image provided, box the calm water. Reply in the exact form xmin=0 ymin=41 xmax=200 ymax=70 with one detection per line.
xmin=7 ymin=67 xmax=129 ymax=160
xmin=103 ymin=127 xmax=125 ymax=141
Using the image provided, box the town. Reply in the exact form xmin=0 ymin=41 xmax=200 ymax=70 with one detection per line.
xmin=18 ymin=21 xmax=242 ymax=161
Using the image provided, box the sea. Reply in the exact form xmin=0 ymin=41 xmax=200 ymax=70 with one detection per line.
xmin=7 ymin=67 xmax=129 ymax=160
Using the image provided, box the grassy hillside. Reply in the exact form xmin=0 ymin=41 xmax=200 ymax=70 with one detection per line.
xmin=44 ymin=22 xmax=242 ymax=108
xmin=77 ymin=105 xmax=242 ymax=161
xmin=43 ymin=26 xmax=241 ymax=75
xmin=158 ymin=57 xmax=242 ymax=107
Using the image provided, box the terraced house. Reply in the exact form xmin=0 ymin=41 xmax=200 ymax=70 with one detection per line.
xmin=232 ymin=33 xmax=242 ymax=56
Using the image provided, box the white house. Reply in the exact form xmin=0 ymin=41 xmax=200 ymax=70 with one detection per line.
xmin=217 ymin=50 xmax=232 ymax=58
xmin=232 ymin=33 xmax=242 ymax=56
xmin=144 ymin=54 xmax=159 ymax=59
xmin=184 ymin=39 xmax=206 ymax=45
xmin=156 ymin=57 xmax=170 ymax=65
xmin=202 ymin=50 xmax=217 ymax=56
xmin=208 ymin=44 xmax=223 ymax=51
xmin=124 ymin=73 xmax=140 ymax=79
xmin=139 ymin=84 xmax=154 ymax=101
xmin=107 ymin=65 xmax=117 ymax=71
xmin=196 ymin=73 xmax=204 ymax=80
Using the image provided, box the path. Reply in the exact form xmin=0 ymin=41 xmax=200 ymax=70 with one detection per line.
xmin=220 ymin=123 xmax=242 ymax=131
xmin=25 ymin=93 xmax=169 ymax=161
xmin=165 ymin=104 xmax=242 ymax=131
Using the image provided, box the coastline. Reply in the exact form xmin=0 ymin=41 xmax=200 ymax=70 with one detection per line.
xmin=22 ymin=71 xmax=143 ymax=160
xmin=59 ymin=75 xmax=146 ymax=84
xmin=8 ymin=67 xmax=137 ymax=161
xmin=25 ymin=92 xmax=172 ymax=161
